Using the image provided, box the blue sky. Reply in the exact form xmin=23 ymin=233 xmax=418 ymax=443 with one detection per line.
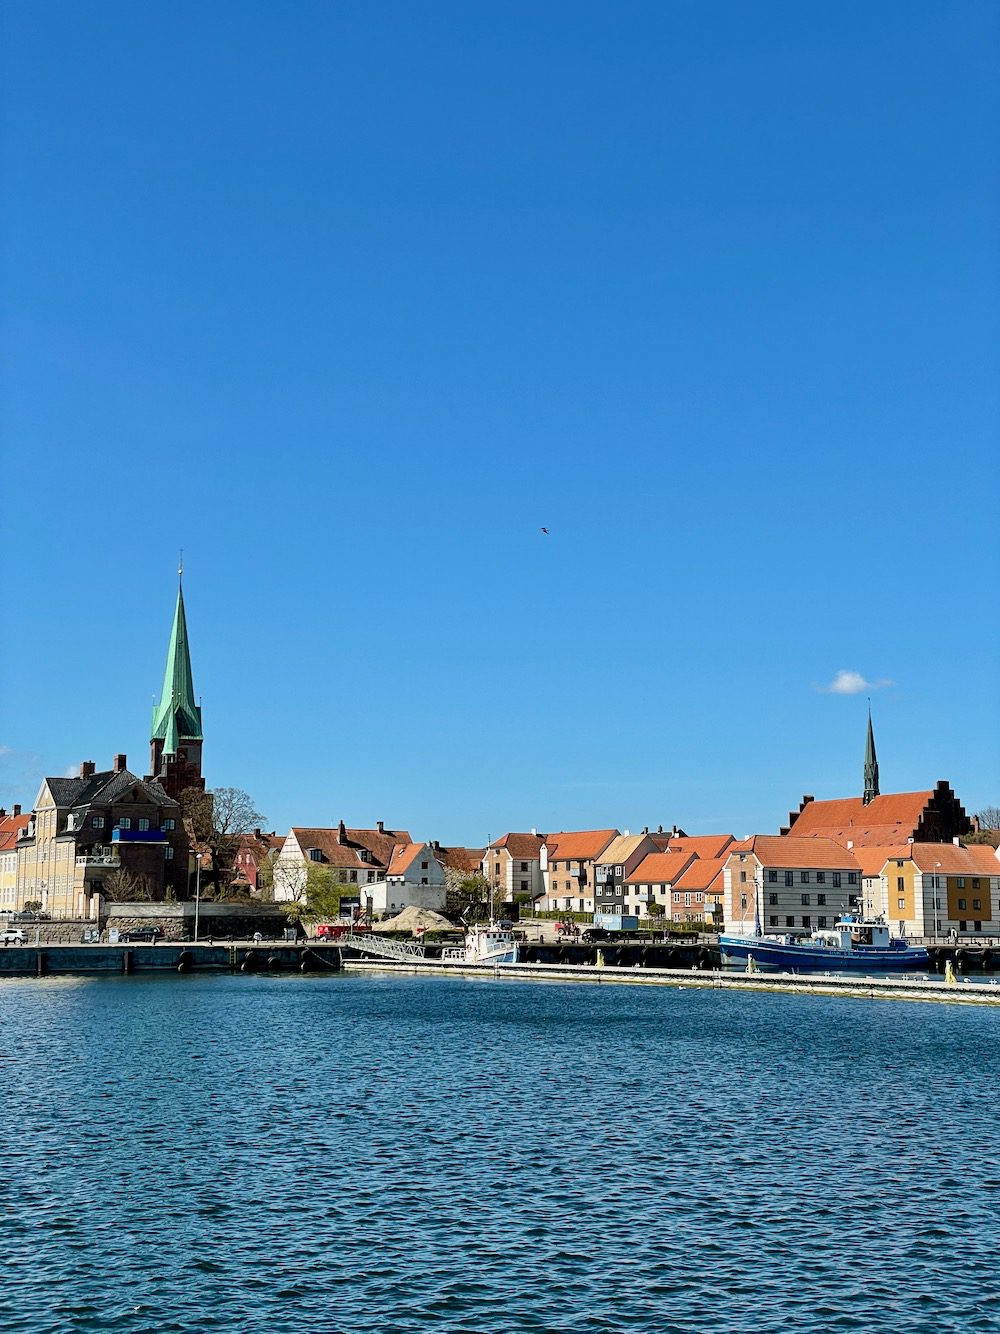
xmin=2 ymin=1 xmax=997 ymax=842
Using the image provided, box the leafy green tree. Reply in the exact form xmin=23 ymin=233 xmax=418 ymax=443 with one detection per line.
xmin=179 ymin=784 xmax=266 ymax=899
xmin=646 ymin=901 xmax=666 ymax=919
xmin=446 ymin=871 xmax=490 ymax=923
xmin=281 ymin=862 xmax=344 ymax=928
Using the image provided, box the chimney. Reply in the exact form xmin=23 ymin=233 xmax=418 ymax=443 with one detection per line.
xmin=338 ymin=819 xmax=346 ymax=842
xmin=846 ymin=840 xmax=853 ymax=850
xmin=531 ymin=827 xmax=537 ymax=836
xmin=12 ymin=805 xmax=20 ymax=817
xmin=0 ymin=809 xmax=5 ymax=818
xmin=642 ymin=826 xmax=648 ymax=835
xmin=253 ymin=828 xmax=261 ymax=838
xmin=657 ymin=825 xmax=663 ymax=834
xmin=432 ymin=839 xmax=440 ymax=851
xmin=80 ymin=761 xmax=96 ymax=778
xmin=113 ymin=753 xmax=127 ymax=773
xmin=376 ymin=820 xmax=384 ymax=834
xmin=953 ymin=836 xmax=961 ymax=845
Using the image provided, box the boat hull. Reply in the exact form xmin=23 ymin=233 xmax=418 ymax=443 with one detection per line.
xmin=719 ymin=935 xmax=929 ymax=974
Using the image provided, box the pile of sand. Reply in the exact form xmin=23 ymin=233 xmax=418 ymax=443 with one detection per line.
xmin=373 ymin=905 xmax=457 ymax=935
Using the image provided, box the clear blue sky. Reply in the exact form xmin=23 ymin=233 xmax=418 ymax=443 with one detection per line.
xmin=2 ymin=1 xmax=997 ymax=842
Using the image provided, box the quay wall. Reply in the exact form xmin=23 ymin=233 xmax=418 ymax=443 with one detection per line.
xmin=0 ymin=942 xmax=341 ymax=977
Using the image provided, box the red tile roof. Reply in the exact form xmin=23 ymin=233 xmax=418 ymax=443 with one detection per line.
xmin=291 ymin=826 xmax=411 ymax=871
xmin=434 ymin=846 xmax=485 ymax=873
xmin=851 ymin=845 xmax=910 ymax=877
xmin=626 ymin=852 xmax=695 ymax=886
xmin=736 ymin=836 xmax=861 ymax=872
xmin=0 ymin=813 xmax=30 ymax=853
xmin=387 ymin=842 xmax=427 ymax=877
xmin=545 ymin=830 xmax=619 ymax=862
xmin=489 ymin=833 xmax=545 ymax=859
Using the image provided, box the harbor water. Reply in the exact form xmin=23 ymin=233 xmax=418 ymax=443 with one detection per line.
xmin=1 ymin=972 xmax=998 ymax=1333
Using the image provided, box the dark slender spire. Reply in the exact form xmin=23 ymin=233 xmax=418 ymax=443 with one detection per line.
xmin=863 ymin=702 xmax=879 ymax=805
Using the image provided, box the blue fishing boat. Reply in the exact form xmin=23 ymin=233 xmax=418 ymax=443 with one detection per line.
xmin=719 ymin=915 xmax=928 ymax=974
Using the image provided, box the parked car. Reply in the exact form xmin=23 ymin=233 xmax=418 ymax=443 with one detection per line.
xmin=2 ymin=928 xmax=26 ymax=946
xmin=581 ymin=927 xmax=610 ymax=943
xmin=119 ymin=928 xmax=160 ymax=943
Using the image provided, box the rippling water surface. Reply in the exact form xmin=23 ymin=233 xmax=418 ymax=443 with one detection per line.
xmin=1 ymin=973 xmax=998 ymax=1332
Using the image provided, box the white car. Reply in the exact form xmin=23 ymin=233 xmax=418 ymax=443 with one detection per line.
xmin=1 ymin=928 xmax=26 ymax=946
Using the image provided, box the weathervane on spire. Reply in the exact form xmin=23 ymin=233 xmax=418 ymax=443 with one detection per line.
xmin=178 ymin=549 xmax=184 ymax=585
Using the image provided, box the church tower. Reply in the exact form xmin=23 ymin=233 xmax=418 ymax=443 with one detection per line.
xmin=149 ymin=567 xmax=204 ymax=799
xmin=862 ymin=706 xmax=879 ymax=806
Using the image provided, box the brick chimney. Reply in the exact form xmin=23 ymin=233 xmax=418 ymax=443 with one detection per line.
xmin=376 ymin=820 xmax=384 ymax=834
xmin=338 ymin=819 xmax=346 ymax=843
xmin=12 ymin=805 xmax=20 ymax=817
xmin=113 ymin=753 xmax=127 ymax=773
xmin=80 ymin=761 xmax=96 ymax=778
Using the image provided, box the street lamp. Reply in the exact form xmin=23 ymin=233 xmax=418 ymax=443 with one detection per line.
xmin=194 ymin=852 xmax=206 ymax=942
xmin=933 ymin=862 xmax=942 ymax=942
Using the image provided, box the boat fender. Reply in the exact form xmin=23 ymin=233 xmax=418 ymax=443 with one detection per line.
xmin=241 ymin=952 xmax=258 ymax=973
xmin=176 ymin=949 xmax=193 ymax=974
xmin=267 ymin=953 xmax=281 ymax=969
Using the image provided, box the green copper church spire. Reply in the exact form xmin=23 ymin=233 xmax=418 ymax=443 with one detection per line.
xmin=863 ymin=703 xmax=879 ymax=806
xmin=151 ymin=564 xmax=203 ymax=758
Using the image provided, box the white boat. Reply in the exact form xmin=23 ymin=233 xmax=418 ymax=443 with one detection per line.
xmin=442 ymin=920 xmax=519 ymax=966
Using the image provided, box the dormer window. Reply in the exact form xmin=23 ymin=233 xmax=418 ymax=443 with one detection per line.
xmin=92 ymin=816 xmax=105 ymax=830
xmin=117 ymin=818 xmax=131 ymax=830
xmin=308 ymin=848 xmax=323 ymax=862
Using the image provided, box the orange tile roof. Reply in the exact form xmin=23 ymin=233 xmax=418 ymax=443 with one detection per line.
xmin=626 ymin=852 xmax=695 ymax=886
xmin=489 ymin=833 xmax=545 ymax=859
xmin=545 ymin=830 xmax=619 ymax=862
xmin=788 ymin=792 xmax=938 ymax=847
xmin=0 ymin=813 xmax=30 ymax=852
xmin=904 ymin=843 xmax=1000 ymax=876
xmin=851 ymin=845 xmax=910 ymax=877
xmin=737 ymin=836 xmax=861 ymax=872
xmin=387 ymin=842 xmax=427 ymax=877
xmin=673 ymin=856 xmax=727 ymax=892
xmin=666 ymin=834 xmax=735 ymax=858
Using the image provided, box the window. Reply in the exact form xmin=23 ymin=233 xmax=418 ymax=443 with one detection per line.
xmin=897 ymin=877 xmax=904 ymax=892
xmin=520 ymin=880 xmax=528 ymax=892
xmin=801 ymin=915 xmax=811 ymax=928
xmin=973 ymin=899 xmax=982 ymax=911
xmin=740 ymin=895 xmax=747 ymax=909
xmin=847 ymin=873 xmax=857 ymax=885
xmin=768 ymin=893 xmax=778 ymax=906
xmin=684 ymin=893 xmax=691 ymax=906
xmin=138 ymin=818 xmax=150 ymax=831
xmin=520 ymin=862 xmax=528 ymax=872
xmin=817 ymin=915 xmax=827 ymax=927
xmin=817 ymin=894 xmax=826 ymax=906
xmin=768 ymin=870 xmax=778 ymax=883
xmin=673 ymin=892 xmax=681 ymax=903
xmin=163 ymin=818 xmax=175 ymax=831
xmin=92 ymin=816 xmax=105 ymax=830
xmin=769 ymin=915 xmax=778 ymax=927
xmin=897 ymin=898 xmax=905 ymax=910
xmin=785 ymin=916 xmax=795 ymax=928
xmin=740 ymin=871 xmax=747 ymax=883
xmin=349 ymin=870 xmax=357 ymax=883
xmin=420 ymin=877 xmax=428 ymax=886
xmin=957 ymin=877 xmax=965 ymax=888
xmin=972 ymin=879 xmax=981 ymax=889
xmin=784 ymin=871 xmax=793 ymax=887
xmin=974 ymin=921 xmax=982 ymax=932
xmin=309 ymin=849 xmax=323 ymax=862
xmin=833 ymin=872 xmax=841 ymax=887
xmin=421 ymin=861 xmax=429 ymax=870
xmin=958 ymin=898 xmax=967 ymax=911
xmin=801 ymin=894 xmax=810 ymax=906
xmin=800 ymin=871 xmax=809 ymax=883
xmin=816 ymin=872 xmax=825 ymax=884
xmin=367 ymin=871 xmax=376 ymax=883
xmin=117 ymin=818 xmax=131 ymax=830
xmin=165 ymin=847 xmax=174 ymax=860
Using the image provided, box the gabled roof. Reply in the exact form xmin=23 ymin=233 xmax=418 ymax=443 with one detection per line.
xmin=488 ymin=833 xmax=545 ymax=859
xmin=626 ymin=851 xmax=695 ymax=886
xmin=851 ymin=845 xmax=910 ymax=877
xmin=786 ymin=791 xmax=951 ymax=847
xmin=387 ymin=842 xmax=427 ymax=877
xmin=597 ymin=834 xmax=654 ymax=865
xmin=545 ymin=829 xmax=619 ymax=861
xmin=673 ymin=857 xmax=727 ymax=893
xmin=736 ymin=836 xmax=860 ymax=872
xmin=45 ymin=770 xmax=178 ymax=813
xmin=291 ymin=826 xmax=411 ymax=871
xmin=666 ymin=834 xmax=735 ymax=859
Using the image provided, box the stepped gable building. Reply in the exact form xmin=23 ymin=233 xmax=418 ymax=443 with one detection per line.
xmin=149 ymin=570 xmax=204 ymax=800
xmin=781 ymin=715 xmax=971 ymax=850
xmin=273 ymin=821 xmax=411 ymax=902
xmin=15 ymin=756 xmax=188 ymax=917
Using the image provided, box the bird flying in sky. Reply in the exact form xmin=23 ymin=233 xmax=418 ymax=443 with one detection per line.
xmin=540 ymin=527 xmax=549 ymax=534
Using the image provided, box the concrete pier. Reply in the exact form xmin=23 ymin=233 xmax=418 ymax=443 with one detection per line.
xmin=0 ymin=942 xmax=343 ymax=977
xmin=342 ymin=957 xmax=1000 ymax=1006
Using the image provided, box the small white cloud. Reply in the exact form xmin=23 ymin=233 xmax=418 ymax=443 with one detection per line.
xmin=819 ymin=670 xmax=894 ymax=695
